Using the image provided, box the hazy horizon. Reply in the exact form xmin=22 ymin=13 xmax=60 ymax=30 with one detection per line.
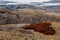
xmin=0 ymin=0 xmax=50 ymax=3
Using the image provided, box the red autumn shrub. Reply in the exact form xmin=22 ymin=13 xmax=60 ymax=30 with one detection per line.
xmin=22 ymin=22 xmax=56 ymax=35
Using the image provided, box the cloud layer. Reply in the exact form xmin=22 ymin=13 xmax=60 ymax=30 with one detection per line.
xmin=3 ymin=0 xmax=50 ymax=3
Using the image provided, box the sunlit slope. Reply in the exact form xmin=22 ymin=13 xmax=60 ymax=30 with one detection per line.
xmin=0 ymin=8 xmax=60 ymax=24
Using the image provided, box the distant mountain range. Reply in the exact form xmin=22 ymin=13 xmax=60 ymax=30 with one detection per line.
xmin=0 ymin=1 xmax=35 ymax=9
xmin=0 ymin=0 xmax=60 ymax=6
xmin=30 ymin=0 xmax=60 ymax=6
xmin=0 ymin=0 xmax=60 ymax=13
xmin=0 ymin=1 xmax=17 ymax=5
xmin=42 ymin=0 xmax=60 ymax=3
xmin=48 ymin=0 xmax=60 ymax=3
xmin=0 ymin=4 xmax=36 ymax=10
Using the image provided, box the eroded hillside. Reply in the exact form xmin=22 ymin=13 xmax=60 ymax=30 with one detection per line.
xmin=0 ymin=8 xmax=60 ymax=24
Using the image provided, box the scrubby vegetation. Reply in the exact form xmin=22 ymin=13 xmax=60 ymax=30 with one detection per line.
xmin=0 ymin=22 xmax=59 ymax=40
xmin=0 ymin=8 xmax=59 ymax=39
xmin=22 ymin=22 xmax=56 ymax=35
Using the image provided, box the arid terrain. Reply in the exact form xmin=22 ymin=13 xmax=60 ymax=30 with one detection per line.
xmin=0 ymin=8 xmax=60 ymax=24
xmin=0 ymin=8 xmax=60 ymax=40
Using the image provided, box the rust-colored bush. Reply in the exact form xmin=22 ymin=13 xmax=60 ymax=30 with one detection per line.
xmin=22 ymin=22 xmax=56 ymax=35
xmin=0 ymin=11 xmax=5 ymax=13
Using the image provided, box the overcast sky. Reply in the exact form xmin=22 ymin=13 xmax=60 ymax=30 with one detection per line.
xmin=2 ymin=0 xmax=50 ymax=3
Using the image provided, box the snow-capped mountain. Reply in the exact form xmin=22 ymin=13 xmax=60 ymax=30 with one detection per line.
xmin=0 ymin=0 xmax=19 ymax=9
xmin=48 ymin=0 xmax=60 ymax=3
xmin=30 ymin=0 xmax=60 ymax=6
xmin=0 ymin=0 xmax=60 ymax=10
xmin=0 ymin=1 xmax=17 ymax=5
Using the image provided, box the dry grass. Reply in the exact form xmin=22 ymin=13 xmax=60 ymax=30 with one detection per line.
xmin=0 ymin=8 xmax=60 ymax=24
xmin=0 ymin=8 xmax=60 ymax=40
xmin=0 ymin=22 xmax=60 ymax=40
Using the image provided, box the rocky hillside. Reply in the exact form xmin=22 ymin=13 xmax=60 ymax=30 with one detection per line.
xmin=0 ymin=8 xmax=60 ymax=24
xmin=0 ymin=6 xmax=60 ymax=40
